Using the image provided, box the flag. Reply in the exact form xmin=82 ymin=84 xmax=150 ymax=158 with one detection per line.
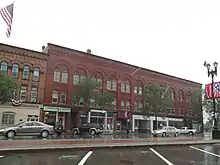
xmin=0 ymin=3 xmax=14 ymax=37
xmin=205 ymin=82 xmax=220 ymax=99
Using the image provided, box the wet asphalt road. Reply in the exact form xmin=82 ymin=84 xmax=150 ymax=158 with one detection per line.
xmin=1 ymin=144 xmax=220 ymax=165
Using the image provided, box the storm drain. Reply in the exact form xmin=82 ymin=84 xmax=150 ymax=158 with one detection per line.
xmin=119 ymin=159 xmax=134 ymax=165
xmin=58 ymin=155 xmax=79 ymax=160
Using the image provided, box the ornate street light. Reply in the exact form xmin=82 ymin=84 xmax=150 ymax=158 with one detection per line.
xmin=204 ymin=61 xmax=220 ymax=139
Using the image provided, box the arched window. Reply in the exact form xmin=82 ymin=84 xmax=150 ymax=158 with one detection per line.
xmin=169 ymin=88 xmax=175 ymax=100
xmin=107 ymin=76 xmax=117 ymax=91
xmin=0 ymin=62 xmax=8 ymax=75
xmin=22 ymin=66 xmax=29 ymax=79
xmin=134 ymin=81 xmax=143 ymax=95
xmin=73 ymin=69 xmax=87 ymax=85
xmin=91 ymin=72 xmax=103 ymax=89
xmin=12 ymin=64 xmax=19 ymax=78
xmin=121 ymin=79 xmax=130 ymax=93
xmin=33 ymin=68 xmax=40 ymax=81
xmin=179 ymin=90 xmax=184 ymax=101
xmin=53 ymin=66 xmax=69 ymax=83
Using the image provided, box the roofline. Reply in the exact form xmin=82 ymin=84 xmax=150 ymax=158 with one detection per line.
xmin=0 ymin=43 xmax=48 ymax=56
xmin=47 ymin=43 xmax=202 ymax=86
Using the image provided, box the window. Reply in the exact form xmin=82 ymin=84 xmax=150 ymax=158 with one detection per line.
xmin=73 ymin=74 xmax=80 ymax=85
xmin=121 ymin=80 xmax=130 ymax=93
xmin=61 ymin=72 xmax=68 ymax=83
xmin=121 ymin=100 xmax=125 ymax=110
xmin=180 ymin=109 xmax=184 ymax=115
xmin=12 ymin=64 xmax=19 ymax=78
xmin=27 ymin=115 xmax=38 ymax=122
xmin=179 ymin=90 xmax=184 ymax=101
xmin=2 ymin=112 xmax=15 ymax=125
xmin=111 ymin=98 xmax=116 ymax=109
xmin=22 ymin=66 xmax=29 ymax=79
xmin=189 ymin=110 xmax=192 ymax=116
xmin=121 ymin=83 xmax=125 ymax=92
xmin=30 ymin=87 xmax=38 ymax=102
xmin=97 ymin=79 xmax=103 ymax=89
xmin=126 ymin=100 xmax=130 ymax=110
xmin=20 ymin=86 xmax=27 ymax=101
xmin=52 ymin=90 xmax=59 ymax=103
xmin=33 ymin=68 xmax=40 ymax=81
xmin=107 ymin=77 xmax=117 ymax=91
xmin=53 ymin=70 xmax=60 ymax=82
xmin=0 ymin=62 xmax=8 ymax=75
xmin=134 ymin=82 xmax=143 ymax=95
xmin=134 ymin=101 xmax=138 ymax=110
xmin=73 ymin=73 xmax=86 ymax=85
xmin=33 ymin=122 xmax=42 ymax=126
xmin=139 ymin=101 xmax=143 ymax=109
xmin=187 ymin=92 xmax=191 ymax=102
xmin=60 ymin=92 xmax=66 ymax=104
xmin=169 ymin=88 xmax=175 ymax=100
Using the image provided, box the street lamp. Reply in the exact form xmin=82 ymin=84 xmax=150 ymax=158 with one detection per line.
xmin=204 ymin=61 xmax=220 ymax=139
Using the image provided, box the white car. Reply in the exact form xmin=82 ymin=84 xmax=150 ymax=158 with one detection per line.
xmin=179 ymin=127 xmax=197 ymax=136
xmin=152 ymin=126 xmax=180 ymax=137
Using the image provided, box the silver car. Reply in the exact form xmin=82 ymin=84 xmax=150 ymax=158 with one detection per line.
xmin=152 ymin=126 xmax=179 ymax=137
xmin=1 ymin=121 xmax=54 ymax=139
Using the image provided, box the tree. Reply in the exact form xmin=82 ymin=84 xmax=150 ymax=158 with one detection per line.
xmin=143 ymin=84 xmax=172 ymax=129
xmin=203 ymin=97 xmax=220 ymax=128
xmin=72 ymin=77 xmax=115 ymax=111
xmin=0 ymin=75 xmax=19 ymax=104
xmin=189 ymin=89 xmax=203 ymax=115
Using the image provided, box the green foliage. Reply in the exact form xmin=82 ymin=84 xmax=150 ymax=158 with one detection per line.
xmin=72 ymin=76 xmax=114 ymax=109
xmin=189 ymin=89 xmax=202 ymax=115
xmin=95 ymin=93 xmax=115 ymax=109
xmin=0 ymin=75 xmax=19 ymax=104
xmin=143 ymin=84 xmax=172 ymax=117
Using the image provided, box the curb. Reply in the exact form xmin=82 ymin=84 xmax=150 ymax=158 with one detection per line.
xmin=0 ymin=140 xmax=219 ymax=153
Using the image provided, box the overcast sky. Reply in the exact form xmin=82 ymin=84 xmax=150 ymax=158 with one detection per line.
xmin=1 ymin=0 xmax=220 ymax=86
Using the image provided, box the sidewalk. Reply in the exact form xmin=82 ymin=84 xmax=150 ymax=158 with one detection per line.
xmin=0 ymin=137 xmax=218 ymax=153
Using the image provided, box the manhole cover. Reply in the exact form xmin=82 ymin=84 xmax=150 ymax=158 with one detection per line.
xmin=58 ymin=155 xmax=79 ymax=160
xmin=120 ymin=159 xmax=134 ymax=165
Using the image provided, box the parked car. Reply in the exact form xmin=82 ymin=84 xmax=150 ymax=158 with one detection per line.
xmin=179 ymin=127 xmax=197 ymax=136
xmin=152 ymin=126 xmax=179 ymax=137
xmin=1 ymin=121 xmax=54 ymax=139
xmin=72 ymin=123 xmax=104 ymax=135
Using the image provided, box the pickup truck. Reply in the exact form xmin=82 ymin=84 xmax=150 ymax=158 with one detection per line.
xmin=179 ymin=127 xmax=197 ymax=136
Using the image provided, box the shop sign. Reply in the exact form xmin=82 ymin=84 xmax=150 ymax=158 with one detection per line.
xmin=43 ymin=106 xmax=71 ymax=113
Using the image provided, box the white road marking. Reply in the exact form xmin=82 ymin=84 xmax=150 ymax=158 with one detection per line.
xmin=78 ymin=151 xmax=93 ymax=165
xmin=149 ymin=148 xmax=173 ymax=165
xmin=0 ymin=156 xmax=4 ymax=159
xmin=190 ymin=146 xmax=220 ymax=158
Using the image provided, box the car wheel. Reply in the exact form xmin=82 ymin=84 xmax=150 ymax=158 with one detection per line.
xmin=189 ymin=131 xmax=193 ymax=136
xmin=175 ymin=132 xmax=178 ymax=137
xmin=90 ymin=129 xmax=96 ymax=136
xmin=41 ymin=130 xmax=49 ymax=138
xmin=73 ymin=130 xmax=78 ymax=135
xmin=162 ymin=132 xmax=166 ymax=137
xmin=6 ymin=130 xmax=15 ymax=139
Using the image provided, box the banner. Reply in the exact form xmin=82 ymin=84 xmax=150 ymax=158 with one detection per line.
xmin=205 ymin=82 xmax=220 ymax=99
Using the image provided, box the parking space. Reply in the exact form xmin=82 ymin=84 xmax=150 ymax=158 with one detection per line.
xmin=2 ymin=144 xmax=220 ymax=164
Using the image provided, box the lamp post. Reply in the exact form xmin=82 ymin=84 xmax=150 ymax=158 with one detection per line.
xmin=204 ymin=61 xmax=219 ymax=139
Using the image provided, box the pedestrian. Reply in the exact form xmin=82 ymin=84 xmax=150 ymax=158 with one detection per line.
xmin=55 ymin=119 xmax=64 ymax=137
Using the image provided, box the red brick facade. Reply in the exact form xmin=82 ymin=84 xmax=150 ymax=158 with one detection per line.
xmin=42 ymin=43 xmax=202 ymax=130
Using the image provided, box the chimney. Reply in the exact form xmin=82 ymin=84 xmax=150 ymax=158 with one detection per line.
xmin=87 ymin=49 xmax=91 ymax=54
xmin=42 ymin=46 xmax=45 ymax=51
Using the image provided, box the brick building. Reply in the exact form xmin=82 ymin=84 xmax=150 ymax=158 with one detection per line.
xmin=41 ymin=43 xmax=202 ymax=133
xmin=0 ymin=43 xmax=48 ymax=128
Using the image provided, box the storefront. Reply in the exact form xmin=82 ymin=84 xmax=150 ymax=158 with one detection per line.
xmin=41 ymin=106 xmax=71 ymax=130
xmin=0 ymin=102 xmax=40 ymax=128
xmin=132 ymin=114 xmax=183 ymax=132
xmin=82 ymin=109 xmax=114 ymax=132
